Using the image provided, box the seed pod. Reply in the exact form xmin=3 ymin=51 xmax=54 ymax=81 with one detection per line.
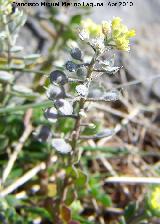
xmin=76 ymin=67 xmax=87 ymax=77
xmin=46 ymin=84 xmax=65 ymax=100
xmin=88 ymin=88 xmax=103 ymax=98
xmin=50 ymin=70 xmax=68 ymax=85
xmin=70 ymin=48 xmax=82 ymax=61
xmin=36 ymin=125 xmax=51 ymax=142
xmin=52 ymin=138 xmax=72 ymax=154
xmin=103 ymin=66 xmax=120 ymax=75
xmin=103 ymin=90 xmax=119 ymax=101
xmin=44 ymin=107 xmax=58 ymax=123
xmin=76 ymin=84 xmax=88 ymax=97
xmin=55 ymin=99 xmax=73 ymax=115
xmin=0 ymin=71 xmax=14 ymax=83
xmin=65 ymin=61 xmax=79 ymax=72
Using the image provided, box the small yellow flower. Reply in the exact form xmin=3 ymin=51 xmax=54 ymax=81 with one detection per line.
xmin=115 ymin=39 xmax=130 ymax=51
xmin=148 ymin=186 xmax=160 ymax=217
xmin=112 ymin=17 xmax=121 ymax=29
xmin=126 ymin=29 xmax=136 ymax=38
xmin=81 ymin=19 xmax=103 ymax=37
xmin=111 ymin=17 xmax=136 ymax=51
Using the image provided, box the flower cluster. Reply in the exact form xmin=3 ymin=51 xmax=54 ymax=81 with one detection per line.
xmin=81 ymin=19 xmax=103 ymax=38
xmin=79 ymin=17 xmax=136 ymax=52
xmin=0 ymin=0 xmax=13 ymax=15
xmin=111 ymin=17 xmax=136 ymax=51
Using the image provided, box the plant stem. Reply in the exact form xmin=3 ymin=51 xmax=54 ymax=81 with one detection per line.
xmin=71 ymin=52 xmax=97 ymax=151
xmin=71 ymin=98 xmax=85 ymax=151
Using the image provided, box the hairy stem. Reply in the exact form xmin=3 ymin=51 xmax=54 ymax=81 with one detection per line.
xmin=71 ymin=52 xmax=97 ymax=151
xmin=53 ymin=52 xmax=98 ymax=221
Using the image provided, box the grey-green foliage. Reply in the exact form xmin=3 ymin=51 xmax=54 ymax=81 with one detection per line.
xmin=0 ymin=1 xmax=27 ymax=52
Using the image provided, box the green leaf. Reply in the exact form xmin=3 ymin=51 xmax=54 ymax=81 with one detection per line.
xmin=89 ymin=177 xmax=112 ymax=207
xmin=70 ymin=15 xmax=82 ymax=25
xmin=65 ymin=187 xmax=76 ymax=206
xmin=8 ymin=168 xmax=23 ymax=180
xmin=124 ymin=202 xmax=137 ymax=221
xmin=66 ymin=166 xmax=78 ymax=178
xmin=75 ymin=169 xmax=88 ymax=189
xmin=57 ymin=118 xmax=75 ymax=134
xmin=26 ymin=206 xmax=52 ymax=220
xmin=82 ymin=146 xmax=128 ymax=154
xmin=97 ymin=194 xmax=112 ymax=207
xmin=0 ymin=135 xmax=9 ymax=152
xmin=6 ymin=195 xmax=20 ymax=207
xmin=82 ymin=122 xmax=101 ymax=136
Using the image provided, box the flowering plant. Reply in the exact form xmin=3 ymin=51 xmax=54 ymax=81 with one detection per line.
xmin=79 ymin=17 xmax=135 ymax=51
xmin=43 ymin=17 xmax=136 ymax=222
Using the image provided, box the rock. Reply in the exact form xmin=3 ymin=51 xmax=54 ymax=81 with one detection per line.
xmin=91 ymin=0 xmax=160 ymax=98
xmin=123 ymin=23 xmax=160 ymax=98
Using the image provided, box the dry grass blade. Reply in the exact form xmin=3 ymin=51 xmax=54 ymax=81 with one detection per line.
xmin=105 ymin=177 xmax=160 ymax=185
xmin=0 ymin=156 xmax=57 ymax=197
xmin=2 ymin=110 xmax=33 ymax=185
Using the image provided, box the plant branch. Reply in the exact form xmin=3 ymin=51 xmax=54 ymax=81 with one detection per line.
xmin=71 ymin=52 xmax=98 ymax=151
